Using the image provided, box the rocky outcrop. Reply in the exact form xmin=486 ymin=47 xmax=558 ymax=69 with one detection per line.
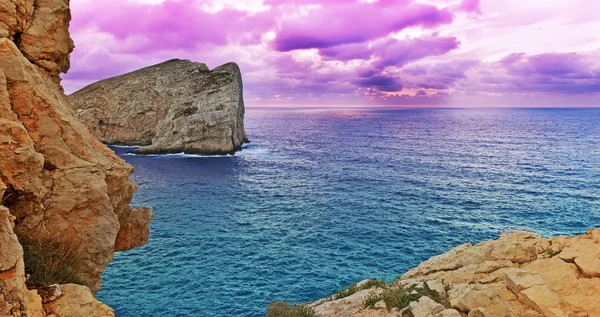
xmin=309 ymin=229 xmax=600 ymax=317
xmin=43 ymin=284 xmax=114 ymax=317
xmin=1 ymin=0 xmax=152 ymax=315
xmin=68 ymin=59 xmax=249 ymax=155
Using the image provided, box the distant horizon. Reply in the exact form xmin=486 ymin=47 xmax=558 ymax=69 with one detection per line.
xmin=64 ymin=0 xmax=600 ymax=107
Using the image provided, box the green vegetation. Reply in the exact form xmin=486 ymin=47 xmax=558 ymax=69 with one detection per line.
xmin=21 ymin=237 xmax=85 ymax=285
xmin=266 ymin=302 xmax=315 ymax=317
xmin=328 ymin=278 xmax=388 ymax=301
xmin=362 ymin=283 xmax=441 ymax=311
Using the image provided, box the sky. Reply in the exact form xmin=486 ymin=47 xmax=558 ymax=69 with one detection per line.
xmin=63 ymin=0 xmax=600 ymax=107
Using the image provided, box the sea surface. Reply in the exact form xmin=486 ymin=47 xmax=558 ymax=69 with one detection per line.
xmin=97 ymin=108 xmax=600 ymax=317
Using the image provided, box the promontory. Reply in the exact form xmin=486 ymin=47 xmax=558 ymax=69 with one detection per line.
xmin=68 ymin=59 xmax=249 ymax=155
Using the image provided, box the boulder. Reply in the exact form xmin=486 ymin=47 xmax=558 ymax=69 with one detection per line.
xmin=68 ymin=59 xmax=249 ymax=155
xmin=447 ymin=284 xmax=507 ymax=316
xmin=43 ymin=284 xmax=114 ymax=317
xmin=409 ymin=296 xmax=444 ymax=317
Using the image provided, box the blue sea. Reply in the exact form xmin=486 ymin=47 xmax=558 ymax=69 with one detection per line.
xmin=97 ymin=108 xmax=600 ymax=317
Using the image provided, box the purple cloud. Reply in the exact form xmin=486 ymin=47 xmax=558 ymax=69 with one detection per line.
xmin=355 ymin=75 xmax=403 ymax=92
xmin=63 ymin=0 xmax=600 ymax=106
xmin=319 ymin=35 xmax=460 ymax=68
xmin=272 ymin=1 xmax=453 ymax=51
xmin=72 ymin=0 xmax=275 ymax=53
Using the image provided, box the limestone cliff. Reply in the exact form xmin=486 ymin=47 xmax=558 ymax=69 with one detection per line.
xmin=304 ymin=229 xmax=600 ymax=317
xmin=68 ymin=60 xmax=249 ymax=155
xmin=1 ymin=0 xmax=152 ymax=315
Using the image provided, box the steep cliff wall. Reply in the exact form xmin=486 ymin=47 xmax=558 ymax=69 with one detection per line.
xmin=0 ymin=3 xmax=152 ymax=317
xmin=69 ymin=60 xmax=249 ymax=155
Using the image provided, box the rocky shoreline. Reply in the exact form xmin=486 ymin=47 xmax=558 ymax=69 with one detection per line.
xmin=299 ymin=229 xmax=600 ymax=317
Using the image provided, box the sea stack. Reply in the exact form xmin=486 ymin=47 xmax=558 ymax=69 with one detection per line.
xmin=69 ymin=60 xmax=249 ymax=155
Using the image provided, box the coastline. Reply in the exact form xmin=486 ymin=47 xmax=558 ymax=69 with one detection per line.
xmin=279 ymin=228 xmax=600 ymax=317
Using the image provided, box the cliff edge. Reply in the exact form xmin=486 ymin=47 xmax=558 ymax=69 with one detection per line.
xmin=281 ymin=229 xmax=600 ymax=317
xmin=68 ymin=59 xmax=249 ymax=155
xmin=1 ymin=0 xmax=152 ymax=315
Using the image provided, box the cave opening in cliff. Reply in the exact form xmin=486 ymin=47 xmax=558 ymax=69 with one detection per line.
xmin=12 ymin=32 xmax=23 ymax=48
xmin=1 ymin=184 xmax=17 ymax=208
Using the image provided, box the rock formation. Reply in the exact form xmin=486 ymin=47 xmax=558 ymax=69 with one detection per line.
xmin=308 ymin=229 xmax=600 ymax=317
xmin=68 ymin=59 xmax=249 ymax=155
xmin=1 ymin=0 xmax=151 ymax=315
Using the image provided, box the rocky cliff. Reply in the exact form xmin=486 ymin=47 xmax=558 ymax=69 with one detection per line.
xmin=1 ymin=0 xmax=152 ymax=315
xmin=68 ymin=60 xmax=249 ymax=155
xmin=298 ymin=229 xmax=600 ymax=317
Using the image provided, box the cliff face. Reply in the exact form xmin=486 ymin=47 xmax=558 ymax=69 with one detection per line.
xmin=308 ymin=229 xmax=600 ymax=317
xmin=69 ymin=60 xmax=249 ymax=155
xmin=1 ymin=2 xmax=152 ymax=316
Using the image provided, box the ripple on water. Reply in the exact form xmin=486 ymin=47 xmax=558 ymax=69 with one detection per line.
xmin=98 ymin=108 xmax=600 ymax=317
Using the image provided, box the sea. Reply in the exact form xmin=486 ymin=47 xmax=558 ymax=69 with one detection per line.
xmin=96 ymin=108 xmax=600 ymax=317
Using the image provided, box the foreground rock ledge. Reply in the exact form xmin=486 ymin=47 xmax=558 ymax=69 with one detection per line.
xmin=69 ymin=59 xmax=249 ymax=155
xmin=309 ymin=229 xmax=600 ymax=317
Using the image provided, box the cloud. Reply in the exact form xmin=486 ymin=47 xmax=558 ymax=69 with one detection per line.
xmin=63 ymin=0 xmax=600 ymax=106
xmin=272 ymin=1 xmax=454 ymax=51
xmin=354 ymin=75 xmax=404 ymax=92
xmin=71 ymin=0 xmax=275 ymax=53
xmin=319 ymin=35 xmax=460 ymax=68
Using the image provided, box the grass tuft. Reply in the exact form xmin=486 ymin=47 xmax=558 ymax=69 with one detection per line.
xmin=21 ymin=236 xmax=85 ymax=286
xmin=329 ymin=278 xmax=388 ymax=301
xmin=267 ymin=302 xmax=315 ymax=317
xmin=362 ymin=283 xmax=441 ymax=311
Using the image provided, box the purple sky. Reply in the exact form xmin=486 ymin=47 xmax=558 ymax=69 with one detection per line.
xmin=64 ymin=0 xmax=600 ymax=107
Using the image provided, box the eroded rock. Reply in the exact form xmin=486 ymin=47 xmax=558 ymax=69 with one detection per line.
xmin=309 ymin=229 xmax=600 ymax=317
xmin=69 ymin=59 xmax=249 ymax=155
xmin=43 ymin=284 xmax=114 ymax=317
xmin=1 ymin=0 xmax=151 ymax=304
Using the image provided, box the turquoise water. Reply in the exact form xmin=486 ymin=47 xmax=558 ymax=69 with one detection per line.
xmin=97 ymin=108 xmax=600 ymax=316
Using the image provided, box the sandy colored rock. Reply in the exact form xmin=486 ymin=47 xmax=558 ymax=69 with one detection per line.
xmin=467 ymin=307 xmax=490 ymax=317
xmin=518 ymin=285 xmax=572 ymax=316
xmin=21 ymin=290 xmax=44 ymax=317
xmin=18 ymin=0 xmax=74 ymax=84
xmin=403 ymin=232 xmax=547 ymax=280
xmin=43 ymin=284 xmax=114 ymax=317
xmin=114 ymin=206 xmax=154 ymax=252
xmin=309 ymin=229 xmax=600 ymax=317
xmin=409 ymin=296 xmax=445 ymax=317
xmin=1 ymin=0 xmax=152 ymax=296
xmin=505 ymin=269 xmax=547 ymax=294
xmin=447 ymin=283 xmax=507 ymax=316
xmin=426 ymin=280 xmax=447 ymax=301
xmin=434 ymin=309 xmax=462 ymax=317
xmin=0 ymin=206 xmax=28 ymax=316
xmin=0 ymin=36 xmax=152 ymax=292
xmin=0 ymin=0 xmax=34 ymax=39
xmin=69 ymin=59 xmax=249 ymax=155
xmin=311 ymin=288 xmax=395 ymax=317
